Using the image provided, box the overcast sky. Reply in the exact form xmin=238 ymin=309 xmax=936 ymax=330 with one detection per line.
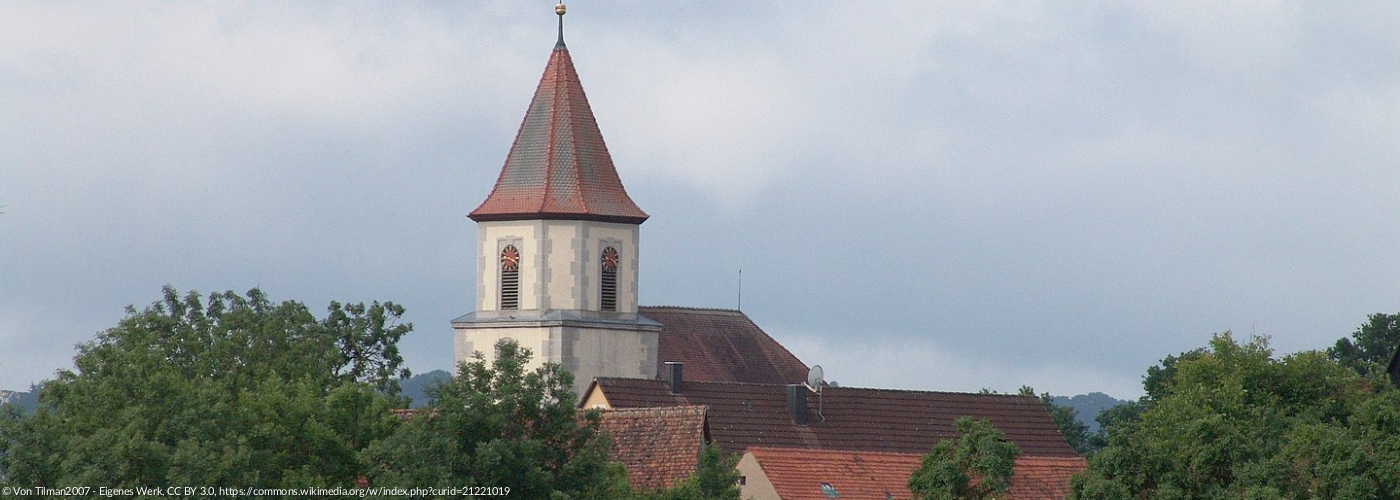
xmin=3 ymin=2 xmax=1398 ymax=399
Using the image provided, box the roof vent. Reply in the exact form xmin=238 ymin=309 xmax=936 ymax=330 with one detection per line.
xmin=787 ymin=384 xmax=808 ymax=426
xmin=665 ymin=362 xmax=683 ymax=394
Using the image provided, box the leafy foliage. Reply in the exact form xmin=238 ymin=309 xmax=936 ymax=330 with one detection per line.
xmin=364 ymin=339 xmax=626 ymax=499
xmin=0 ymin=287 xmax=410 ymax=490
xmin=1070 ymin=332 xmax=1400 ymax=500
xmin=1329 ymin=312 xmax=1400 ymax=374
xmin=908 ymin=416 xmax=1022 ymax=500
xmin=324 ymin=300 xmax=413 ymax=395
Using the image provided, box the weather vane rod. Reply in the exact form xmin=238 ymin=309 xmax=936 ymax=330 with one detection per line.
xmin=555 ymin=2 xmax=567 ymax=48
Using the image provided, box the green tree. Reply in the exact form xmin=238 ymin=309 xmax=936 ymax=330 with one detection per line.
xmin=1329 ymin=312 xmax=1400 ymax=374
xmin=908 ymin=416 xmax=1022 ymax=500
xmin=1142 ymin=348 xmax=1207 ymax=401
xmin=363 ymin=339 xmax=625 ymax=499
xmin=0 ymin=287 xmax=410 ymax=493
xmin=1070 ymin=332 xmax=1400 ymax=500
xmin=1084 ymin=400 xmax=1144 ymax=453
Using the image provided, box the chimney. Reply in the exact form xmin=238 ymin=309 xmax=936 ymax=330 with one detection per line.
xmin=786 ymin=384 xmax=808 ymax=426
xmin=665 ymin=362 xmax=683 ymax=394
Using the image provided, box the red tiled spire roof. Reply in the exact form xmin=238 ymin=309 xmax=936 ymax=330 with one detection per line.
xmin=470 ymin=35 xmax=649 ymax=224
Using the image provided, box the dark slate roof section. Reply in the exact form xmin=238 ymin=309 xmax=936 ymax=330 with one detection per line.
xmin=643 ymin=306 xmax=810 ymax=386
xmin=470 ymin=43 xmax=649 ymax=224
xmin=592 ymin=378 xmax=1080 ymax=458
xmin=598 ymin=406 xmax=708 ymax=491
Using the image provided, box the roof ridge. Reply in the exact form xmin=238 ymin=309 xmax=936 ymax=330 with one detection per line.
xmin=825 ymin=386 xmax=1044 ymax=399
xmin=562 ymin=46 xmax=589 ymax=216
xmin=597 ymin=376 xmax=1043 ymax=400
xmin=1015 ymin=455 xmax=1089 ymax=464
xmin=603 ymin=404 xmax=708 ymax=415
xmin=605 ymin=377 xmax=767 ymax=386
xmin=746 ymin=446 xmax=923 ymax=459
xmin=639 ymin=305 xmax=744 ymax=314
xmin=540 ymin=46 xmax=562 ymax=214
xmin=596 ymin=377 xmax=790 ymax=388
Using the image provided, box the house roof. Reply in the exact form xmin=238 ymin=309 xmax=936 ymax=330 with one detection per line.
xmin=597 ymin=405 xmax=708 ymax=491
xmin=469 ymin=39 xmax=648 ymax=224
xmin=644 ymin=306 xmax=809 ymax=385
xmin=391 ymin=408 xmax=432 ymax=421
xmin=743 ymin=447 xmax=1086 ymax=500
xmin=587 ymin=378 xmax=1079 ymax=458
xmin=745 ymin=447 xmax=921 ymax=500
xmin=1004 ymin=456 xmax=1089 ymax=500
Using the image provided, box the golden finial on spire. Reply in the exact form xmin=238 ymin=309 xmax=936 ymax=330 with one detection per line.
xmin=554 ymin=2 xmax=567 ymax=48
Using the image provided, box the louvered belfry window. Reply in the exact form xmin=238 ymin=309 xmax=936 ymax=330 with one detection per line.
xmin=500 ymin=245 xmax=520 ymax=310
xmin=600 ymin=246 xmax=619 ymax=312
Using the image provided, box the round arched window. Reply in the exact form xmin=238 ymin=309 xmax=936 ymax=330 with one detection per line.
xmin=600 ymin=246 xmax=618 ymax=311
xmin=500 ymin=245 xmax=520 ymax=310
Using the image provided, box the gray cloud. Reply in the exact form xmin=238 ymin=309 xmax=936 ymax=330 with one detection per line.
xmin=2 ymin=2 xmax=1398 ymax=399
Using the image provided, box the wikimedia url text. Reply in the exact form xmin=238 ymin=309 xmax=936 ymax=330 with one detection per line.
xmin=1 ymin=486 xmax=510 ymax=497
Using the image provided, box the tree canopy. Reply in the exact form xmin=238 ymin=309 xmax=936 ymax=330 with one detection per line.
xmin=0 ymin=287 xmax=410 ymax=492
xmin=364 ymin=338 xmax=741 ymax=500
xmin=1329 ymin=312 xmax=1400 ymax=374
xmin=363 ymin=338 xmax=623 ymax=499
xmin=1 ymin=288 xmax=742 ymax=498
xmin=1070 ymin=332 xmax=1400 ymax=500
xmin=908 ymin=416 xmax=1022 ymax=500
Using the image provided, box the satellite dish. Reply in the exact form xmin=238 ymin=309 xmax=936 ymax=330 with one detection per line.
xmin=807 ymin=365 xmax=824 ymax=392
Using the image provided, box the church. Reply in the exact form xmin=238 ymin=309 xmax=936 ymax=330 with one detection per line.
xmin=451 ymin=4 xmax=807 ymax=398
xmin=452 ymin=6 xmax=1085 ymax=499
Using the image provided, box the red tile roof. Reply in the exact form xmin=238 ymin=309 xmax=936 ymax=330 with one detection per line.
xmin=391 ymin=408 xmax=432 ymax=421
xmin=589 ymin=378 xmax=1079 ymax=458
xmin=598 ymin=406 xmax=708 ymax=491
xmin=470 ymin=41 xmax=648 ymax=224
xmin=744 ymin=447 xmax=1086 ymax=500
xmin=746 ymin=447 xmax=921 ymax=500
xmin=644 ymin=307 xmax=809 ymax=385
xmin=1004 ymin=456 xmax=1088 ymax=500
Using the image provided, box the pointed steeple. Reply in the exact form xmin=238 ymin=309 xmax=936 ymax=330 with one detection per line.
xmin=470 ymin=5 xmax=649 ymax=225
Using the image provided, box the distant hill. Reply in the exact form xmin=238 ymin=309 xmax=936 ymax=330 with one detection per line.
xmin=1052 ymin=392 xmax=1130 ymax=433
xmin=1 ymin=387 xmax=38 ymax=414
xmin=399 ymin=369 xmax=451 ymax=408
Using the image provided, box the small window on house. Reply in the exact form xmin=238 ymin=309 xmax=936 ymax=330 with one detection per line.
xmin=500 ymin=245 xmax=520 ymax=310
xmin=600 ymin=246 xmax=618 ymax=311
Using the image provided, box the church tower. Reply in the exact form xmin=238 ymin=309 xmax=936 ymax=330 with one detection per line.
xmin=454 ymin=4 xmax=660 ymax=395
